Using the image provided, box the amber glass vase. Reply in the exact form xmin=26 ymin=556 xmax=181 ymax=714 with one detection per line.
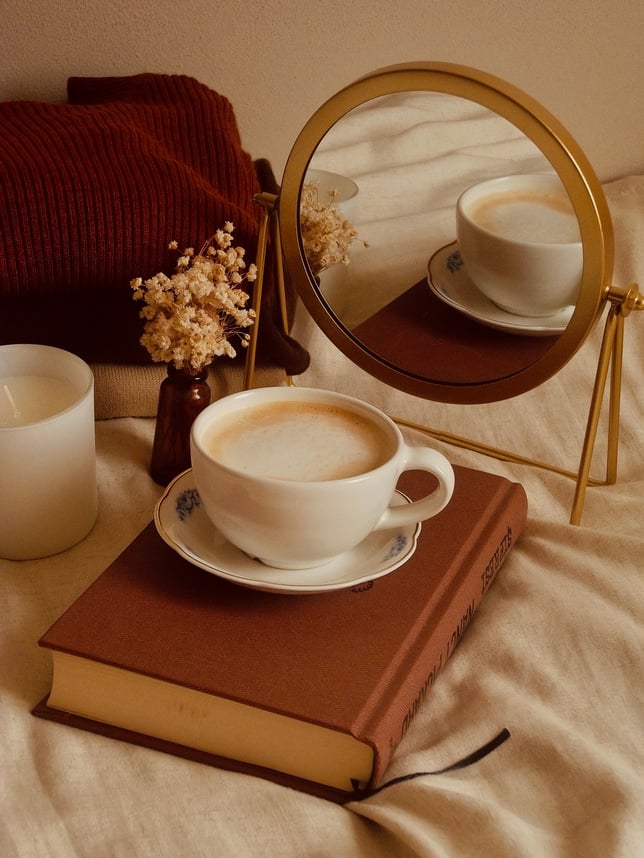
xmin=150 ymin=364 xmax=211 ymax=486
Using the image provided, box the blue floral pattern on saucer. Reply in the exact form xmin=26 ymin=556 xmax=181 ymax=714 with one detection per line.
xmin=154 ymin=470 xmax=421 ymax=594
xmin=175 ymin=488 xmax=201 ymax=521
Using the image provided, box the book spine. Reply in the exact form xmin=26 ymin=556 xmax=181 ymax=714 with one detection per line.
xmin=362 ymin=484 xmax=526 ymax=789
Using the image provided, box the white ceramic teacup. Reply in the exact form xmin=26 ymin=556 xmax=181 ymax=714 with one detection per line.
xmin=456 ymin=173 xmax=583 ymax=317
xmin=190 ymin=386 xmax=455 ymax=569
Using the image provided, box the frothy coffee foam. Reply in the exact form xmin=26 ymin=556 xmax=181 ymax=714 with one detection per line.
xmin=204 ymin=400 xmax=395 ymax=481
xmin=470 ymin=188 xmax=580 ymax=244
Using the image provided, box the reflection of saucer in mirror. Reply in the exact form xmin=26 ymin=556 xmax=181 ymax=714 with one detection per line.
xmin=427 ymin=242 xmax=574 ymax=335
xmin=154 ymin=470 xmax=421 ymax=595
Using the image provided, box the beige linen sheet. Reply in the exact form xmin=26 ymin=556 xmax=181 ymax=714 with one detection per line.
xmin=2 ymin=163 xmax=643 ymax=855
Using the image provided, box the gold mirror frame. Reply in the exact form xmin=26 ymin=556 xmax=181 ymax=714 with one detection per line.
xmin=279 ymin=62 xmax=612 ymax=402
xmin=245 ymin=62 xmax=642 ymax=524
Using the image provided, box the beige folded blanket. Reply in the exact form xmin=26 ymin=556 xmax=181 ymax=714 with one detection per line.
xmin=91 ymin=362 xmax=286 ymax=420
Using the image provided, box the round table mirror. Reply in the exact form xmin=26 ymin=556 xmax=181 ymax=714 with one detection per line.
xmin=278 ymin=62 xmax=614 ymax=404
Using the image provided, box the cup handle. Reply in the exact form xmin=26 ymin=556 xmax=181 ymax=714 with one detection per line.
xmin=374 ymin=447 xmax=455 ymax=531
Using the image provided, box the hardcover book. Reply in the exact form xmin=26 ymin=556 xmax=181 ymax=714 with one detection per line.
xmin=34 ymin=465 xmax=527 ymax=802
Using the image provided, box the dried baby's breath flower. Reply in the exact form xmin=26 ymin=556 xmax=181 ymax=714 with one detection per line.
xmin=300 ymin=181 xmax=361 ymax=276
xmin=131 ymin=223 xmax=256 ymax=372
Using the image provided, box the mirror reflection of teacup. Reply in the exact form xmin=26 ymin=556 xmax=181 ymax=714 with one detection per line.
xmin=190 ymin=386 xmax=455 ymax=570
xmin=456 ymin=173 xmax=583 ymax=317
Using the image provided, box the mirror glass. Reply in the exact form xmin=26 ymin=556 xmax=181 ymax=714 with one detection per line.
xmin=305 ymin=92 xmax=573 ymax=384
xmin=279 ymin=64 xmax=612 ymax=403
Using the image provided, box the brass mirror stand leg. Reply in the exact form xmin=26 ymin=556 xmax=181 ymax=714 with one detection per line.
xmin=244 ymin=193 xmax=278 ymax=390
xmin=570 ymin=285 xmax=643 ymax=525
xmin=244 ymin=193 xmax=295 ymax=390
xmin=396 ymin=285 xmax=643 ymax=526
xmin=270 ymin=204 xmax=296 ymax=387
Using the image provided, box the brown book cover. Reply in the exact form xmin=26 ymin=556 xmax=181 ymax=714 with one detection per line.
xmin=353 ymin=278 xmax=556 ymax=383
xmin=34 ymin=465 xmax=527 ymax=803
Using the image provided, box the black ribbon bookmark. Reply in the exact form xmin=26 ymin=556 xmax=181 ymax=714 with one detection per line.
xmin=351 ymin=727 xmax=511 ymax=799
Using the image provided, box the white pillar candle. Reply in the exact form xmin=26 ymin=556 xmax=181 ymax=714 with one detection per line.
xmin=0 ymin=344 xmax=97 ymax=560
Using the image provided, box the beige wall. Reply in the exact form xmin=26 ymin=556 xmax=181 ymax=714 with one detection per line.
xmin=3 ymin=0 xmax=643 ymax=182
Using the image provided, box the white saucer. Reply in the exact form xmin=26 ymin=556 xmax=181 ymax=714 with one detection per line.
xmin=427 ymin=242 xmax=573 ymax=336
xmin=154 ymin=470 xmax=421 ymax=594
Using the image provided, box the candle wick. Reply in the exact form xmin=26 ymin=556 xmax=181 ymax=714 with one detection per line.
xmin=3 ymin=384 xmax=20 ymax=419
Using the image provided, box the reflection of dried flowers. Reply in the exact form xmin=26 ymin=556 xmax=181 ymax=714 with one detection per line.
xmin=300 ymin=181 xmax=360 ymax=276
xmin=131 ymin=222 xmax=256 ymax=372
